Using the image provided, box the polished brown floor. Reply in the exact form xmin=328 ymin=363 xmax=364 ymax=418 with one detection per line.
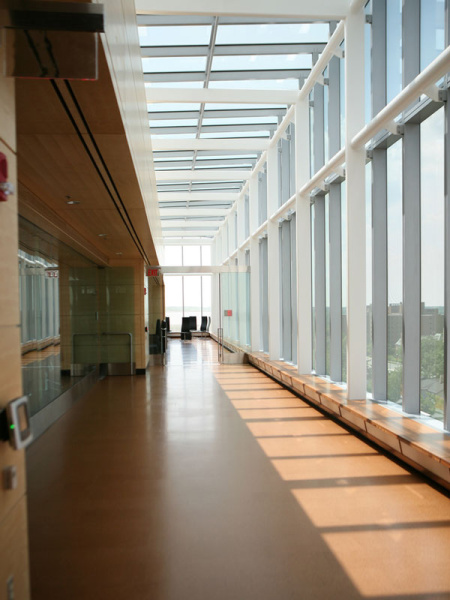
xmin=27 ymin=339 xmax=450 ymax=600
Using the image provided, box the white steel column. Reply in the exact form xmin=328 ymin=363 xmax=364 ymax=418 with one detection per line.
xmin=237 ymin=201 xmax=247 ymax=345
xmin=249 ymin=174 xmax=261 ymax=351
xmin=345 ymin=6 xmax=367 ymax=399
xmin=236 ymin=195 xmax=245 ymax=248
xmin=295 ymin=99 xmax=312 ymax=373
xmin=267 ymin=144 xmax=281 ymax=360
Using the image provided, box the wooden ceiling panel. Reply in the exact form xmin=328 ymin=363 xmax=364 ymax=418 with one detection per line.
xmin=16 ymin=79 xmax=85 ymax=136
xmin=17 ymin=134 xmax=110 ymax=209
xmin=16 ymin=43 xmax=158 ymax=266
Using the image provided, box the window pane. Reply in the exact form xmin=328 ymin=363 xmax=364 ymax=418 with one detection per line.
xmin=311 ymin=204 xmax=316 ymax=372
xmin=366 ymin=162 xmax=373 ymax=395
xmin=183 ymin=276 xmax=202 ymax=328
xmin=420 ymin=0 xmax=445 ymax=72
xmin=339 ymin=48 xmax=345 ymax=150
xmin=325 ymin=196 xmax=330 ymax=376
xmin=164 ymin=245 xmax=182 ymax=266
xmin=215 ymin=23 xmax=329 ymax=45
xmin=183 ymin=245 xmax=200 ymax=266
xmin=387 ymin=140 xmax=403 ymax=403
xmin=386 ymin=0 xmax=402 ymax=104
xmin=420 ymin=108 xmax=444 ymax=421
xmin=202 ymin=275 xmax=211 ymax=318
xmin=165 ymin=276 xmax=183 ymax=331
xmin=201 ymin=246 xmax=211 ymax=266
xmin=341 ymin=181 xmax=347 ymax=383
xmin=364 ymin=1 xmax=372 ymax=123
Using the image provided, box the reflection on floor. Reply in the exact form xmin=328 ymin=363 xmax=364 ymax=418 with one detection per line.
xmin=27 ymin=339 xmax=450 ymax=600
xmin=21 ymin=346 xmax=83 ymax=416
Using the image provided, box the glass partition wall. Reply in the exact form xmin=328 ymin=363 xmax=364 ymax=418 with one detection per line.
xmin=211 ymin=1 xmax=450 ymax=431
xmin=19 ymin=218 xmax=137 ymax=417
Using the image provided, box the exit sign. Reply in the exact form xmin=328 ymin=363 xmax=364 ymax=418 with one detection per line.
xmin=224 ymin=309 xmax=232 ymax=317
xmin=148 ymin=268 xmax=159 ymax=277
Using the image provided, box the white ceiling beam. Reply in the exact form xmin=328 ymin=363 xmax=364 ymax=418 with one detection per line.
xmin=162 ymin=220 xmax=224 ymax=228
xmin=136 ymin=0 xmax=349 ymax=20
xmin=146 ymin=88 xmax=299 ymax=105
xmin=150 ymin=123 xmax=276 ymax=134
xmin=144 ymin=69 xmax=309 ymax=83
xmin=158 ymin=192 xmax=239 ymax=202
xmin=160 ymin=208 xmax=229 ymax=216
xmin=142 ymin=43 xmax=327 ymax=58
xmin=162 ymin=230 xmax=217 ymax=237
xmin=149 ymin=108 xmax=285 ymax=120
xmin=155 ymin=170 xmax=251 ymax=181
xmin=151 ymin=138 xmax=270 ymax=151
xmin=138 ymin=15 xmax=329 ymax=26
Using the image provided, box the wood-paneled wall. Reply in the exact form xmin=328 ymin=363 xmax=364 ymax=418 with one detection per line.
xmin=0 ymin=36 xmax=30 ymax=600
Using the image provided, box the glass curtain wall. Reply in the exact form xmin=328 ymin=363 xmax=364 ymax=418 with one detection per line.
xmin=164 ymin=245 xmax=212 ymax=331
xmin=213 ymin=1 xmax=450 ymax=430
xmin=259 ymin=237 xmax=269 ymax=352
xmin=420 ymin=107 xmax=444 ymax=421
xmin=387 ymin=140 xmax=403 ymax=404
xmin=280 ymin=217 xmax=297 ymax=363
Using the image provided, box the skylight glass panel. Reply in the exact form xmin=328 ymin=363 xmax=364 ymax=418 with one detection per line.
xmin=142 ymin=56 xmax=207 ymax=73
xmin=150 ymin=119 xmax=198 ymax=128
xmin=202 ymin=116 xmax=277 ymax=126
xmin=155 ymin=166 xmax=194 ymax=171
xmin=148 ymin=103 xmax=201 ymax=112
xmin=209 ymin=80 xmax=300 ymax=90
xmin=215 ymin=23 xmax=329 ymax=45
xmin=139 ymin=26 xmax=212 ymax=46
xmin=204 ymin=103 xmax=286 ymax=110
xmin=151 ymin=133 xmax=197 ymax=138
xmin=196 ymin=154 xmax=257 ymax=160
xmin=212 ymin=54 xmax=312 ymax=71
xmin=200 ymin=131 xmax=270 ymax=138
xmin=147 ymin=82 xmax=204 ymax=88
xmin=194 ymin=163 xmax=253 ymax=169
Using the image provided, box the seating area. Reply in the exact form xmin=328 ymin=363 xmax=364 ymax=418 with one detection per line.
xmin=179 ymin=316 xmax=211 ymax=341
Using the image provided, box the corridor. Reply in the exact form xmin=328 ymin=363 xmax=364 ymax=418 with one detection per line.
xmin=27 ymin=339 xmax=450 ymax=600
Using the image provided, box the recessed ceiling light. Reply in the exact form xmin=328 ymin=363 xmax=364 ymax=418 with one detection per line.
xmin=66 ymin=200 xmax=80 ymax=205
xmin=115 ymin=252 xmax=123 ymax=255
xmin=98 ymin=233 xmax=107 ymax=237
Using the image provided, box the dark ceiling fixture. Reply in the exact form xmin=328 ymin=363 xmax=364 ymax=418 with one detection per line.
xmin=1 ymin=1 xmax=104 ymax=80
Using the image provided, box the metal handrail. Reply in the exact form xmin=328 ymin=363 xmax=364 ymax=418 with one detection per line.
xmin=217 ymin=328 xmax=224 ymax=363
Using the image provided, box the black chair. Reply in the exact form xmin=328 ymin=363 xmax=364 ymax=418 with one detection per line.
xmin=149 ymin=319 xmax=161 ymax=354
xmin=165 ymin=316 xmax=170 ymax=332
xmin=181 ymin=317 xmax=192 ymax=341
xmin=189 ymin=316 xmax=197 ymax=332
xmin=200 ymin=316 xmax=208 ymax=338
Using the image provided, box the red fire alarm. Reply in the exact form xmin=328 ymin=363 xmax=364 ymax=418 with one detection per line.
xmin=0 ymin=153 xmax=14 ymax=202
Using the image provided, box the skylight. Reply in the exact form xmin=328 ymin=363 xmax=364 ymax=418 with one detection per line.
xmin=215 ymin=23 xmax=330 ymax=45
xmin=143 ymin=57 xmax=207 ymax=73
xmin=139 ymin=25 xmax=212 ymax=46
xmin=211 ymin=54 xmax=312 ymax=71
